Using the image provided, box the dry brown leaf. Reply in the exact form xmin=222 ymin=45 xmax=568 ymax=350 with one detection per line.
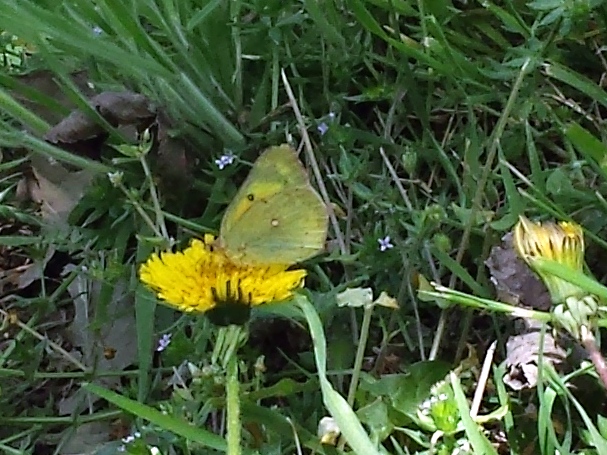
xmin=17 ymin=246 xmax=55 ymax=289
xmin=485 ymin=232 xmax=552 ymax=311
xmin=24 ymin=163 xmax=93 ymax=226
xmin=44 ymin=91 xmax=155 ymax=144
xmin=58 ymin=270 xmax=137 ymax=415
xmin=18 ymin=155 xmax=93 ymax=227
xmin=58 ymin=421 xmax=114 ymax=454
xmin=11 ymin=69 xmax=94 ymax=128
xmin=154 ymin=108 xmax=191 ymax=182
xmin=503 ymin=319 xmax=566 ymax=390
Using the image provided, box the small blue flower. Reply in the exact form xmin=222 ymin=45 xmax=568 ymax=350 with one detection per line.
xmin=92 ymin=26 xmax=103 ymax=36
xmin=156 ymin=333 xmax=172 ymax=352
xmin=378 ymin=236 xmax=394 ymax=252
xmin=215 ymin=151 xmax=236 ymax=170
xmin=317 ymin=122 xmax=329 ymax=136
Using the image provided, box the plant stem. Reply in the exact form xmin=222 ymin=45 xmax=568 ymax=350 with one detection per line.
xmin=336 ymin=304 xmax=374 ymax=452
xmin=226 ymin=353 xmax=242 ymax=455
xmin=139 ymin=154 xmax=169 ymax=240
xmin=581 ymin=326 xmax=607 ymax=390
xmin=115 ymin=179 xmax=163 ymax=239
xmin=346 ymin=305 xmax=374 ymax=406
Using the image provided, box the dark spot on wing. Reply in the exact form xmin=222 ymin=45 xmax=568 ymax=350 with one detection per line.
xmin=247 ymin=194 xmax=255 ymax=201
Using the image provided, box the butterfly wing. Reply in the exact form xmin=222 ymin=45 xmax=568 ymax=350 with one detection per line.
xmin=219 ymin=145 xmax=329 ymax=265
xmin=220 ymin=145 xmax=309 ymax=235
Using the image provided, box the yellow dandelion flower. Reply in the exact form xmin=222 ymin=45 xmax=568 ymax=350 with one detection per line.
xmin=513 ymin=216 xmax=584 ymax=303
xmin=139 ymin=234 xmax=306 ymax=325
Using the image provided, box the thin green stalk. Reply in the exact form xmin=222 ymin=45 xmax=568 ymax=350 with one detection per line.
xmin=113 ymin=178 xmax=163 ymax=239
xmin=1 ymin=409 xmax=123 ymax=425
xmin=1 ymin=427 xmax=42 ymax=445
xmin=346 ymin=305 xmax=373 ymax=406
xmin=226 ymin=352 xmax=242 ymax=455
xmin=231 ymin=0 xmax=243 ymax=108
xmin=212 ymin=326 xmax=245 ymax=453
xmin=0 ymin=308 xmax=88 ymax=372
xmin=139 ymin=155 xmax=169 ymax=240
xmin=225 ymin=325 xmax=244 ymax=366
xmin=213 ymin=325 xmax=245 ymax=367
xmin=338 ymin=305 xmax=373 ymax=451
xmin=0 ymin=89 xmax=49 ymax=135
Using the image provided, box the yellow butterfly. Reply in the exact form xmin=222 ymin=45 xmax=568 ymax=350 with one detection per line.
xmin=218 ymin=144 xmax=329 ymax=265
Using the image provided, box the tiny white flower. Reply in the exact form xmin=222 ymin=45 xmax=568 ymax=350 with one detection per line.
xmin=215 ymin=151 xmax=235 ymax=170
xmin=378 ymin=236 xmax=394 ymax=252
xmin=328 ymin=111 xmax=336 ymax=121
xmin=122 ymin=434 xmax=136 ymax=444
xmin=92 ymin=26 xmax=103 ymax=36
xmin=156 ymin=333 xmax=172 ymax=352
xmin=107 ymin=171 xmax=124 ymax=187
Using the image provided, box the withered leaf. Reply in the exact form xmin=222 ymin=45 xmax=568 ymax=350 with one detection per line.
xmin=485 ymin=232 xmax=552 ymax=311
xmin=11 ymin=69 xmax=94 ymax=128
xmin=24 ymin=160 xmax=93 ymax=227
xmin=153 ymin=108 xmax=191 ymax=182
xmin=503 ymin=319 xmax=566 ymax=390
xmin=44 ymin=91 xmax=156 ymax=144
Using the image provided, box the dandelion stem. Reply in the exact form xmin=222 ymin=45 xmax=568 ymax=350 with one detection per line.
xmin=226 ymin=353 xmax=242 ymax=455
xmin=581 ymin=326 xmax=607 ymax=390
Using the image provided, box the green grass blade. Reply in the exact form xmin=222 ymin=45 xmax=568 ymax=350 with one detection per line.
xmin=544 ymin=61 xmax=607 ymax=109
xmin=0 ymin=128 xmax=114 ymax=173
xmin=82 ymin=382 xmax=230 ymax=451
xmin=298 ymin=295 xmax=384 ymax=455
xmin=450 ymin=372 xmax=498 ymax=455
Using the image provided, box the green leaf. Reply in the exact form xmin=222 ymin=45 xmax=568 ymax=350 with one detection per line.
xmin=360 ymin=361 xmax=451 ymax=418
xmin=298 ymin=295 xmax=383 ymax=455
xmin=303 ymin=0 xmax=346 ymax=48
xmin=564 ymin=122 xmax=607 ymax=181
xmin=544 ymin=62 xmax=607 ymax=109
xmin=82 ymin=382 xmax=229 ymax=451
xmin=450 ymin=372 xmax=498 ymax=454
